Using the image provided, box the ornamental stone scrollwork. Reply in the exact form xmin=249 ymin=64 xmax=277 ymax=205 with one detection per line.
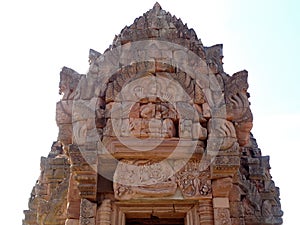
xmin=79 ymin=199 xmax=97 ymax=225
xmin=101 ymin=70 xmax=209 ymax=149
xmin=225 ymin=71 xmax=249 ymax=118
xmin=175 ymin=159 xmax=212 ymax=199
xmin=224 ymin=70 xmax=253 ymax=146
xmin=208 ymin=118 xmax=237 ymax=150
xmin=214 ymin=208 xmax=231 ymax=225
xmin=113 ymin=159 xmax=177 ymax=200
xmin=114 ymin=159 xmax=213 ymax=201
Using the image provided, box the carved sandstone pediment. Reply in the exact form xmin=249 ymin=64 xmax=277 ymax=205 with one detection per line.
xmin=24 ymin=3 xmax=282 ymax=225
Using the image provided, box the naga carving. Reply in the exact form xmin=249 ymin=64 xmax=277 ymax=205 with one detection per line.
xmin=225 ymin=70 xmax=253 ymax=146
xmin=205 ymin=44 xmax=224 ymax=74
xmin=59 ymin=67 xmax=84 ymax=100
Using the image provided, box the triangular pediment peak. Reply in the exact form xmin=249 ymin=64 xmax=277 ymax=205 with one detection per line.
xmin=110 ymin=2 xmax=206 ymax=58
xmin=152 ymin=2 xmax=162 ymax=14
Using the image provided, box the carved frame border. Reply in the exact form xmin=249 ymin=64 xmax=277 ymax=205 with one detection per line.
xmin=111 ymin=201 xmax=201 ymax=225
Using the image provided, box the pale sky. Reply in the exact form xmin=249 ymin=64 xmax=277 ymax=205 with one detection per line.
xmin=0 ymin=0 xmax=299 ymax=224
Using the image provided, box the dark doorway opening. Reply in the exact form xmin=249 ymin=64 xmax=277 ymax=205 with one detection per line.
xmin=126 ymin=217 xmax=184 ymax=225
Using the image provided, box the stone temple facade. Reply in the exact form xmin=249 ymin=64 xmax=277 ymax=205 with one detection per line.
xmin=23 ymin=3 xmax=283 ymax=225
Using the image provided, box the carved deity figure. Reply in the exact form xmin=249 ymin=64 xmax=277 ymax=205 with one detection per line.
xmin=128 ymin=100 xmax=178 ymax=138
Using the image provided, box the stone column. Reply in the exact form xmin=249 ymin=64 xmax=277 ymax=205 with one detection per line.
xmin=186 ymin=206 xmax=200 ymax=225
xmin=96 ymin=199 xmax=111 ymax=225
xmin=198 ymin=200 xmax=214 ymax=225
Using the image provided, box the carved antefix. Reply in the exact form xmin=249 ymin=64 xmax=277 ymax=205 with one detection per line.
xmin=24 ymin=2 xmax=282 ymax=225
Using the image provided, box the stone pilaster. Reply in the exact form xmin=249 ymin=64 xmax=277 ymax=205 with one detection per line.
xmin=198 ymin=200 xmax=214 ymax=225
xmin=96 ymin=199 xmax=112 ymax=225
xmin=212 ymin=177 xmax=233 ymax=225
xmin=79 ymin=199 xmax=97 ymax=225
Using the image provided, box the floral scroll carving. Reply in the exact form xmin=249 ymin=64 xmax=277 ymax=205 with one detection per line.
xmin=175 ymin=160 xmax=211 ymax=198
xmin=113 ymin=159 xmax=177 ymax=200
xmin=113 ymin=159 xmax=213 ymax=200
